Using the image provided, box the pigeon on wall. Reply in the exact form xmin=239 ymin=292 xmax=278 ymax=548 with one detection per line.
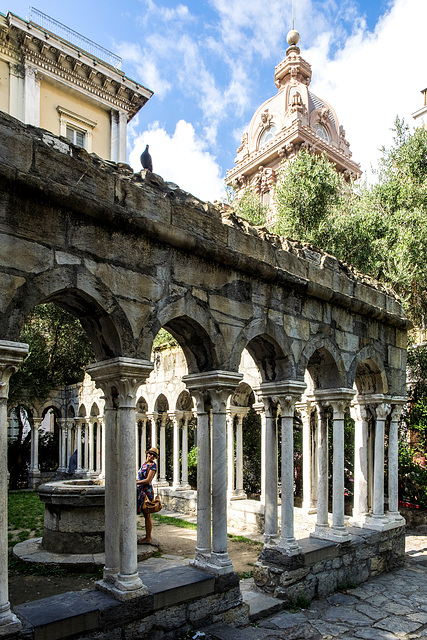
xmin=140 ymin=144 xmax=153 ymax=172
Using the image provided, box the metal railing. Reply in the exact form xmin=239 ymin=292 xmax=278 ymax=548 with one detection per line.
xmin=28 ymin=7 xmax=122 ymax=69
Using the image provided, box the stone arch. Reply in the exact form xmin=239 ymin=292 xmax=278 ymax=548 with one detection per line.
xmin=348 ymin=346 xmax=388 ymax=395
xmin=175 ymin=390 xmax=193 ymax=412
xmin=230 ymin=318 xmax=296 ymax=382
xmin=67 ymin=405 xmax=76 ymax=419
xmin=136 ymin=396 xmax=148 ymax=413
xmin=154 ymin=393 xmax=169 ymax=414
xmin=78 ymin=404 xmax=87 ymax=418
xmin=141 ymin=298 xmax=225 ymax=373
xmin=2 ymin=266 xmax=134 ymax=360
xmin=90 ymin=402 xmax=100 ymax=417
xmin=230 ymin=381 xmax=254 ymax=408
xmin=40 ymin=401 xmax=63 ymax=420
xmin=299 ymin=337 xmax=346 ymax=391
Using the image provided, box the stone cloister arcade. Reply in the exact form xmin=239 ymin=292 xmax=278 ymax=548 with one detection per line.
xmin=0 ymin=112 xmax=409 ymax=635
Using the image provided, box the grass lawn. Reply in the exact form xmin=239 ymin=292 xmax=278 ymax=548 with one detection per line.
xmin=8 ymin=491 xmax=44 ymax=548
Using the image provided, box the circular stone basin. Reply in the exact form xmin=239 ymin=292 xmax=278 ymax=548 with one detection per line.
xmin=37 ymin=479 xmax=105 ymax=554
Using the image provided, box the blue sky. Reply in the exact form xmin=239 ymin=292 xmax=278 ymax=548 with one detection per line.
xmin=4 ymin=0 xmax=426 ymax=201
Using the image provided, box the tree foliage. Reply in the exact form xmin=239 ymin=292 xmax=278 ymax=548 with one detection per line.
xmin=9 ymin=303 xmax=94 ymax=405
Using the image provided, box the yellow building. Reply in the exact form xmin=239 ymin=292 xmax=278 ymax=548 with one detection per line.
xmin=0 ymin=8 xmax=152 ymax=162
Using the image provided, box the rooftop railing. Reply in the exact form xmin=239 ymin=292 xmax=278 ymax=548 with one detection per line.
xmin=28 ymin=7 xmax=122 ymax=69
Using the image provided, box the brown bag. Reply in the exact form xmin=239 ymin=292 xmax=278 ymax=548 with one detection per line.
xmin=143 ymin=495 xmax=162 ymax=514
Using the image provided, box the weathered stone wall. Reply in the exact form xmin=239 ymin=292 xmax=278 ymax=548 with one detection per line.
xmin=254 ymin=526 xmax=405 ymax=604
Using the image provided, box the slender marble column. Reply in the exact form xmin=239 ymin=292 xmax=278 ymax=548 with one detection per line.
xmin=226 ymin=411 xmax=235 ymax=499
xmin=351 ymin=402 xmax=369 ymax=523
xmin=76 ymin=420 xmax=83 ymax=474
xmin=172 ymin=413 xmax=181 ymax=489
xmin=83 ymin=420 xmax=89 ymax=474
xmin=278 ymin=395 xmax=300 ymax=552
xmin=235 ymin=413 xmax=245 ymax=498
xmin=88 ymin=421 xmax=94 ymax=473
xmin=158 ymin=414 xmax=168 ymax=485
xmin=329 ymin=399 xmax=350 ymax=538
xmin=299 ymin=401 xmax=314 ymax=513
xmin=253 ymin=402 xmax=266 ymax=505
xmin=0 ymin=340 xmax=28 ymax=634
xmin=181 ymin=415 xmax=190 ymax=488
xmin=263 ymin=399 xmax=279 ymax=543
xmin=210 ymin=387 xmax=234 ymax=570
xmin=100 ymin=397 xmax=119 ymax=582
xmin=190 ymin=390 xmax=211 ymax=562
xmin=96 ymin=421 xmax=102 ymax=473
xmin=139 ymin=417 xmax=147 ymax=469
xmin=23 ymin=63 xmax=40 ymax=126
xmin=150 ymin=414 xmax=158 ymax=449
xmin=87 ymin=357 xmax=153 ymax=599
xmin=67 ymin=422 xmax=74 ymax=469
xmin=184 ymin=370 xmax=242 ymax=574
xmin=28 ymin=418 xmax=42 ymax=488
xmin=314 ymin=402 xmax=329 ymax=535
xmin=388 ymin=402 xmax=405 ymax=520
xmin=58 ymin=419 xmax=67 ymax=472
xmin=373 ymin=402 xmax=391 ymax=520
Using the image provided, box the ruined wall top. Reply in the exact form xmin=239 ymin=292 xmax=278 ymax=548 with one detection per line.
xmin=0 ymin=111 xmax=408 ymax=330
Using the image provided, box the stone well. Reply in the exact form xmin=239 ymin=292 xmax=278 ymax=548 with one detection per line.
xmin=37 ymin=479 xmax=105 ymax=554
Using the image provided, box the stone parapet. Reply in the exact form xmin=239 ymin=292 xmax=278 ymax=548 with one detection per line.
xmin=253 ymin=524 xmax=405 ymax=603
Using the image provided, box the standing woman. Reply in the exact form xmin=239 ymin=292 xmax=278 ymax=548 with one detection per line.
xmin=137 ymin=446 xmax=159 ymax=544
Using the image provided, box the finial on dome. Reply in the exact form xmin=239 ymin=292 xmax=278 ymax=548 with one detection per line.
xmin=287 ymin=29 xmax=300 ymax=46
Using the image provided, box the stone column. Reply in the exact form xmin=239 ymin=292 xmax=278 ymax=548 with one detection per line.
xmin=75 ymin=419 xmax=83 ymax=474
xmin=149 ymin=414 xmax=158 ymax=449
xmin=329 ymin=394 xmax=354 ymax=540
xmin=226 ymin=410 xmax=235 ymax=499
xmin=351 ymin=401 xmax=369 ymax=524
xmin=23 ymin=62 xmax=41 ymax=126
xmin=180 ymin=414 xmax=191 ymax=489
xmin=235 ymin=410 xmax=246 ymax=499
xmin=88 ymin=420 xmax=95 ymax=473
xmin=298 ymin=401 xmax=315 ymax=513
xmin=9 ymin=63 xmax=24 ymax=121
xmin=28 ymin=417 xmax=42 ymax=489
xmin=139 ymin=417 xmax=147 ymax=469
xmin=253 ymin=401 xmax=266 ymax=505
xmin=158 ymin=414 xmax=168 ymax=486
xmin=96 ymin=420 xmax=102 ymax=473
xmin=313 ymin=401 xmax=329 ymax=537
xmin=184 ymin=370 xmax=242 ymax=575
xmin=373 ymin=401 xmax=391 ymax=523
xmin=58 ymin=419 xmax=67 ymax=472
xmin=87 ymin=357 xmax=153 ymax=600
xmin=275 ymin=383 xmax=305 ymax=552
xmin=171 ymin=412 xmax=181 ymax=489
xmin=83 ymin=419 xmax=89 ymax=475
xmin=0 ymin=340 xmax=28 ymax=635
xmin=388 ymin=401 xmax=405 ymax=522
xmin=101 ymin=417 xmax=106 ymax=479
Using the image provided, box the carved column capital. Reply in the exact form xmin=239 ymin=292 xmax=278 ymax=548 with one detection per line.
xmin=0 ymin=341 xmax=29 ymax=400
xmin=87 ymin=357 xmax=153 ymax=409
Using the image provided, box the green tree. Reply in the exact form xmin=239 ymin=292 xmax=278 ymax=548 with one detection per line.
xmin=274 ymin=150 xmax=345 ymax=241
xmin=9 ymin=303 xmax=95 ymax=405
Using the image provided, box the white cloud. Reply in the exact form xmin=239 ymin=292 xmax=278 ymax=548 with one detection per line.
xmin=128 ymin=120 xmax=225 ymax=202
xmin=304 ymin=0 xmax=427 ymax=179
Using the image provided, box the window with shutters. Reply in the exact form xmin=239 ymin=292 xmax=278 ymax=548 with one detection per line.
xmin=66 ymin=125 xmax=86 ymax=148
xmin=57 ymin=106 xmax=97 ymax=152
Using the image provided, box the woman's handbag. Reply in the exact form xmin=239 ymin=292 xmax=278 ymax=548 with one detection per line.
xmin=142 ymin=495 xmax=162 ymax=514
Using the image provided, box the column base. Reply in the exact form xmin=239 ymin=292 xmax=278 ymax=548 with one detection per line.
xmin=28 ymin=469 xmax=41 ymax=489
xmin=0 ymin=606 xmax=22 ymax=637
xmin=361 ymin=514 xmax=404 ymax=531
xmin=154 ymin=480 xmax=170 ymax=488
xmin=277 ymin=537 xmax=302 ymax=556
xmin=263 ymin=533 xmax=279 ymax=545
xmin=96 ymin=577 xmax=148 ymax=601
xmin=302 ymin=502 xmax=317 ymax=515
xmin=229 ymin=491 xmax=247 ymax=501
xmin=387 ymin=511 xmax=406 ymax=524
xmin=191 ymin=552 xmax=233 ymax=575
xmin=310 ymin=525 xmax=351 ymax=542
xmin=178 ymin=482 xmax=192 ymax=490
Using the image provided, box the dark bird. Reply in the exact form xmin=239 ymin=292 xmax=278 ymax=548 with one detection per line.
xmin=140 ymin=144 xmax=153 ymax=172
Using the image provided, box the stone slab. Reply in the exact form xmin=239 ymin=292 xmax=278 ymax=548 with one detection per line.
xmin=141 ymin=564 xmax=215 ymax=609
xmin=240 ymin=584 xmax=284 ymax=621
xmin=14 ymin=592 xmax=99 ymax=640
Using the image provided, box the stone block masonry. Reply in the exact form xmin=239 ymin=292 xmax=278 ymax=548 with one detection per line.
xmin=253 ymin=525 xmax=405 ymax=603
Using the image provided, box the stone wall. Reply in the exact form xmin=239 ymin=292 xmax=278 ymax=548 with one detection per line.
xmin=253 ymin=525 xmax=405 ymax=604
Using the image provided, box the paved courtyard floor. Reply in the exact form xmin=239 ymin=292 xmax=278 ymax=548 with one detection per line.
xmin=199 ymin=531 xmax=427 ymax=640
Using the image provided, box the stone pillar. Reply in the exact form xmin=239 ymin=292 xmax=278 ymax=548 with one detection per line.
xmin=88 ymin=420 xmax=95 ymax=473
xmin=235 ymin=410 xmax=246 ymax=499
xmin=76 ymin=420 xmax=83 ymax=474
xmin=277 ymin=386 xmax=305 ymax=553
xmin=96 ymin=420 xmax=102 ymax=473
xmin=111 ymin=110 xmax=128 ymax=163
xmin=190 ymin=390 xmax=211 ymax=563
xmin=23 ymin=63 xmax=41 ymax=126
xmin=9 ymin=63 xmax=24 ymax=121
xmin=171 ymin=412 xmax=181 ymax=489
xmin=28 ymin=417 xmax=42 ymax=489
xmin=158 ymin=414 xmax=168 ymax=486
xmin=226 ymin=410 xmax=235 ymax=499
xmin=388 ymin=401 xmax=405 ymax=522
xmin=253 ymin=402 xmax=266 ymax=505
xmin=329 ymin=393 xmax=354 ymax=540
xmin=149 ymin=414 xmax=158 ymax=449
xmin=87 ymin=357 xmax=154 ymax=600
xmin=0 ymin=340 xmax=28 ymax=635
xmin=100 ymin=417 xmax=106 ymax=479
xmin=58 ymin=419 xmax=67 ymax=472
xmin=373 ymin=401 xmax=391 ymax=523
xmin=351 ymin=401 xmax=369 ymax=525
xmin=139 ymin=417 xmax=147 ymax=469
xmin=298 ymin=401 xmax=316 ymax=513
xmin=184 ymin=370 xmax=242 ymax=575
xmin=313 ymin=402 xmax=329 ymax=537
xmin=180 ymin=414 xmax=191 ymax=489
xmin=83 ymin=419 xmax=89 ymax=474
